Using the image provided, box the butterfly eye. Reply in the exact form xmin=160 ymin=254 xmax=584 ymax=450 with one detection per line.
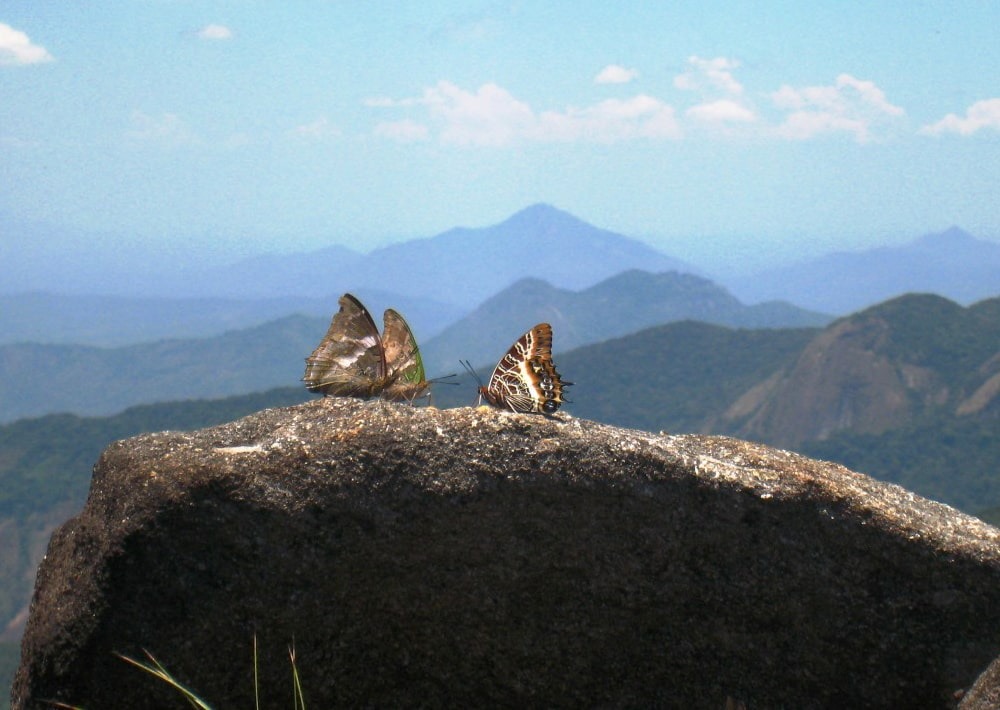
xmin=542 ymin=399 xmax=558 ymax=414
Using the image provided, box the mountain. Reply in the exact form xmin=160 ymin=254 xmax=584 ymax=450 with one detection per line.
xmin=543 ymin=293 xmax=999 ymax=453
xmin=0 ymin=290 xmax=464 ymax=348
xmin=2 ymin=205 xmax=699 ymax=351
xmin=3 ymin=205 xmax=696 ymax=308
xmin=727 ymin=227 xmax=1000 ymax=314
xmin=8 ymin=209 xmax=998 ymax=322
xmin=1 ymin=269 xmax=826 ymax=423
xmin=724 ymin=293 xmax=1000 ymax=447
xmin=0 ymin=316 xmax=322 ymax=422
xmin=336 ymin=203 xmax=695 ymax=307
xmin=418 ymin=269 xmax=830 ymax=376
xmin=194 ymin=244 xmax=363 ymax=298
xmin=537 ymin=321 xmax=817 ymax=434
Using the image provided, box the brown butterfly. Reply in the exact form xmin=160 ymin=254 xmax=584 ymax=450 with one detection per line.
xmin=303 ymin=293 xmax=430 ymax=401
xmin=463 ymin=323 xmax=571 ymax=414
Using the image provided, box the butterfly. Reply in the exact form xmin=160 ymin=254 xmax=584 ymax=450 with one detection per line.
xmin=463 ymin=323 xmax=571 ymax=414
xmin=303 ymin=293 xmax=431 ymax=401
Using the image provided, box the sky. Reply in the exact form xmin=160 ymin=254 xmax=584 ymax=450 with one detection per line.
xmin=2 ymin=1 xmax=999 ymax=273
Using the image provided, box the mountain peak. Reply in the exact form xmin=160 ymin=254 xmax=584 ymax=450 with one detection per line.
xmin=500 ymin=203 xmax=583 ymax=229
xmin=914 ymin=226 xmax=976 ymax=248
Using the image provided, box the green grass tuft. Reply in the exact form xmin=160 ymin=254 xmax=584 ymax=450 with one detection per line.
xmin=111 ymin=636 xmax=306 ymax=710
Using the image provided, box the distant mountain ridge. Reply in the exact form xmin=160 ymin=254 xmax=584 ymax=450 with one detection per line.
xmin=550 ymin=292 xmax=1000 ymax=452
xmin=1 ymin=204 xmax=699 ymax=349
xmin=0 ymin=315 xmax=321 ymax=422
xmin=0 ymin=269 xmax=828 ymax=423
xmin=3 ymin=204 xmax=695 ymax=307
xmin=0 ymin=290 xmax=464 ymax=348
xmin=418 ymin=269 xmax=830 ymax=375
xmin=728 ymin=226 xmax=1000 ymax=314
xmin=308 ymin=203 xmax=695 ymax=307
xmin=7 ymin=207 xmax=996 ymax=350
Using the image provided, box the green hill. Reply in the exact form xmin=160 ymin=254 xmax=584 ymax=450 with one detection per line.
xmin=0 ymin=315 xmax=322 ymax=423
xmin=418 ymin=269 xmax=829 ymax=375
xmin=555 ymin=321 xmax=817 ymax=433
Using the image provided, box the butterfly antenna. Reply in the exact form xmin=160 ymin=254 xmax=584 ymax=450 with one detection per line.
xmin=460 ymin=359 xmax=485 ymax=406
xmin=560 ymin=377 xmax=574 ymax=404
xmin=429 ymin=372 xmax=459 ymax=386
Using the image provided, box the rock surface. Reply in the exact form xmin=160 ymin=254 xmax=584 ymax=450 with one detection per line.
xmin=13 ymin=398 xmax=1000 ymax=708
xmin=960 ymin=655 xmax=1000 ymax=709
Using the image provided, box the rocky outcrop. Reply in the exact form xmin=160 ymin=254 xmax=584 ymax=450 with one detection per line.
xmin=728 ymin=294 xmax=1000 ymax=447
xmin=731 ymin=312 xmax=938 ymax=447
xmin=960 ymin=656 xmax=1000 ymax=709
xmin=13 ymin=398 xmax=1000 ymax=708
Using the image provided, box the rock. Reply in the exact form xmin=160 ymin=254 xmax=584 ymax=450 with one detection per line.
xmin=12 ymin=398 xmax=1000 ymax=708
xmin=960 ymin=656 xmax=1000 ymax=709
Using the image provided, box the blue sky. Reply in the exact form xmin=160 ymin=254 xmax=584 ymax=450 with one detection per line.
xmin=2 ymin=2 xmax=999 ymax=273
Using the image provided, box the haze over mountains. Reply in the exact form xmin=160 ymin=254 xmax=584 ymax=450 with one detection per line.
xmin=3 ymin=202 xmax=998 ymax=422
xmin=0 ymin=290 xmax=465 ymax=348
xmin=3 ymin=204 xmax=691 ymax=304
xmin=418 ymin=270 xmax=828 ymax=376
xmin=4 ymin=203 xmax=997 ymax=353
xmin=728 ymin=226 xmax=1000 ymax=314
xmin=0 ymin=269 xmax=827 ymax=423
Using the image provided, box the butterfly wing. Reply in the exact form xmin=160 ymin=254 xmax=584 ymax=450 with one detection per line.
xmin=380 ymin=308 xmax=429 ymax=402
xmin=302 ymin=293 xmax=386 ymax=396
xmin=483 ymin=323 xmax=568 ymax=414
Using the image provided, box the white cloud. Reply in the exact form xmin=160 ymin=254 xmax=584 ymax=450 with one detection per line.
xmin=197 ymin=24 xmax=233 ymax=41
xmin=422 ymin=81 xmax=535 ymax=146
xmin=289 ymin=117 xmax=341 ymax=140
xmin=374 ymin=119 xmax=429 ymax=143
xmin=595 ymin=64 xmax=638 ymax=85
xmin=370 ymin=80 xmax=681 ymax=146
xmin=775 ymin=111 xmax=869 ymax=142
xmin=363 ymin=96 xmax=400 ymax=108
xmin=0 ymin=22 xmax=54 ymax=66
xmin=674 ymin=56 xmax=743 ymax=96
xmin=771 ymin=74 xmax=904 ymax=142
xmin=536 ymin=95 xmax=681 ymax=142
xmin=127 ymin=110 xmax=195 ymax=146
xmin=686 ymin=99 xmax=756 ymax=124
xmin=919 ymin=98 xmax=1000 ymax=136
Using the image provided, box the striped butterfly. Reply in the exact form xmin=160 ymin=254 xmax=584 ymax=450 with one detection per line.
xmin=303 ymin=293 xmax=430 ymax=401
xmin=464 ymin=323 xmax=571 ymax=414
